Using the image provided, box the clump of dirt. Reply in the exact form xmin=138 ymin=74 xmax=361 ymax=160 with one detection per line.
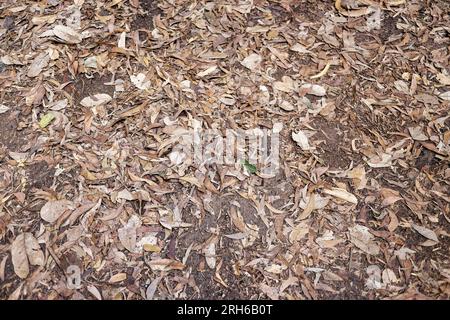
xmin=26 ymin=161 xmax=56 ymax=190
xmin=379 ymin=14 xmax=400 ymax=42
xmin=131 ymin=0 xmax=162 ymax=31
xmin=62 ymin=72 xmax=115 ymax=105
xmin=0 ymin=111 xmax=26 ymax=152
xmin=312 ymin=117 xmax=354 ymax=170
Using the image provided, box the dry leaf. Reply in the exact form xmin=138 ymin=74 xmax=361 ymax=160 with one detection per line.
xmin=53 ymin=25 xmax=82 ymax=44
xmin=412 ymin=224 xmax=439 ymax=243
xmin=118 ymin=215 xmax=141 ymax=252
xmin=80 ymin=94 xmax=112 ymax=107
xmin=11 ymin=233 xmax=45 ymax=279
xmin=40 ymin=200 xmax=72 ymax=224
xmin=240 ymin=53 xmax=262 ymax=69
xmin=349 ymin=225 xmax=380 ymax=255
xmin=323 ymin=188 xmax=358 ymax=204
xmin=27 ymin=52 xmax=50 ymax=78
xmin=292 ymin=131 xmax=311 ymax=151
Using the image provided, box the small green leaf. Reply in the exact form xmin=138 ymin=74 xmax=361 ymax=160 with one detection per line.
xmin=243 ymin=160 xmax=257 ymax=174
xmin=39 ymin=113 xmax=55 ymax=128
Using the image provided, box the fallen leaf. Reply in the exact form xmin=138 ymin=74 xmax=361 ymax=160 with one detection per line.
xmin=11 ymin=233 xmax=45 ymax=279
xmin=0 ymin=105 xmax=10 ymax=114
xmin=40 ymin=200 xmax=72 ymax=223
xmin=148 ymin=259 xmax=185 ymax=271
xmin=130 ymin=73 xmax=151 ymax=90
xmin=323 ymin=188 xmax=358 ymax=204
xmin=80 ymin=94 xmax=112 ymax=107
xmin=240 ymin=53 xmax=262 ymax=69
xmin=53 ymin=25 xmax=82 ymax=44
xmin=299 ymin=83 xmax=326 ymax=96
xmin=292 ymin=131 xmax=311 ymax=151
xmin=349 ymin=225 xmax=380 ymax=255
xmin=109 ymin=273 xmax=127 ymax=283
xmin=39 ymin=112 xmax=55 ymax=128
xmin=118 ymin=215 xmax=141 ymax=252
xmin=412 ymin=224 xmax=439 ymax=243
xmin=27 ymin=52 xmax=50 ymax=78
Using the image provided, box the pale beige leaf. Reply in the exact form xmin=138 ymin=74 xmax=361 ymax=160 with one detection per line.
xmin=53 ymin=25 xmax=82 ymax=44
xmin=109 ymin=273 xmax=127 ymax=283
xmin=204 ymin=242 xmax=216 ymax=269
xmin=299 ymin=83 xmax=326 ymax=96
xmin=289 ymin=221 xmax=309 ymax=243
xmin=80 ymin=94 xmax=112 ymax=108
xmin=11 ymin=234 xmax=29 ymax=279
xmin=24 ymin=233 xmax=44 ymax=266
xmin=118 ymin=215 xmax=141 ymax=252
xmin=196 ymin=65 xmax=217 ymax=77
xmin=240 ymin=53 xmax=262 ymax=69
xmin=323 ymin=188 xmax=358 ymax=204
xmin=412 ymin=224 xmax=439 ymax=242
xmin=27 ymin=52 xmax=50 ymax=78
xmin=40 ymin=200 xmax=72 ymax=223
xmin=349 ymin=225 xmax=380 ymax=255
xmin=292 ymin=131 xmax=311 ymax=151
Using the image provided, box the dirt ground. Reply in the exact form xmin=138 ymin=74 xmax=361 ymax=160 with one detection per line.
xmin=0 ymin=0 xmax=449 ymax=300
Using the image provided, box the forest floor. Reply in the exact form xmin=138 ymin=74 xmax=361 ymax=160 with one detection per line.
xmin=0 ymin=0 xmax=449 ymax=300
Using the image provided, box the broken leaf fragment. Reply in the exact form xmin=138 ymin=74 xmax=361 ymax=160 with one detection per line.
xmin=240 ymin=53 xmax=262 ymax=69
xmin=39 ymin=113 xmax=55 ymax=128
xmin=292 ymin=130 xmax=311 ymax=151
xmin=130 ymin=73 xmax=151 ymax=90
xmin=0 ymin=105 xmax=10 ymax=114
xmin=243 ymin=160 xmax=257 ymax=174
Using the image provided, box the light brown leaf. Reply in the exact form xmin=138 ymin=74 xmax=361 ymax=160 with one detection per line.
xmin=11 ymin=233 xmax=44 ymax=279
xmin=40 ymin=200 xmax=72 ymax=224
xmin=53 ymin=25 xmax=82 ymax=44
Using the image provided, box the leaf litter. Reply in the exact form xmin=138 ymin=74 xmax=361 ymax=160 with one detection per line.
xmin=0 ymin=0 xmax=449 ymax=300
